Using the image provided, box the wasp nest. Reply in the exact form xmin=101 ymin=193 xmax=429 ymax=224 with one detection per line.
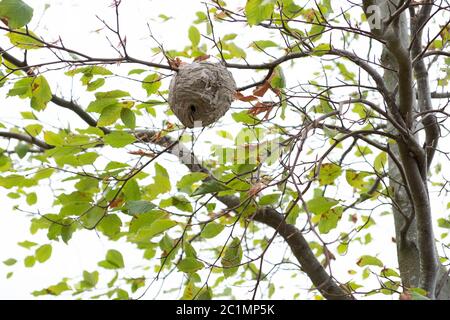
xmin=168 ymin=62 xmax=236 ymax=128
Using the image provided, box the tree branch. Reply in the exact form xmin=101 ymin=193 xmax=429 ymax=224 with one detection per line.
xmin=0 ymin=131 xmax=51 ymax=151
xmin=410 ymin=2 xmax=440 ymax=169
xmin=134 ymin=132 xmax=352 ymax=300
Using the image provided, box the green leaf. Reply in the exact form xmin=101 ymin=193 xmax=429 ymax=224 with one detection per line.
xmin=222 ymin=33 xmax=237 ymax=41
xmin=221 ymin=237 xmax=243 ymax=277
xmin=7 ymin=77 xmax=32 ymax=98
xmin=95 ymin=90 xmax=129 ymax=99
xmin=286 ymin=202 xmax=301 ymax=225
xmin=357 ymin=255 xmax=383 ymax=267
xmin=410 ymin=290 xmax=431 ymax=300
xmin=147 ymin=163 xmax=171 ymax=199
xmin=108 ymin=272 xmax=118 ymax=288
xmin=317 ymin=206 xmax=343 ymax=234
xmin=104 ymin=131 xmax=135 ymax=148
xmin=245 ymin=0 xmax=275 ymax=26
xmin=224 ymin=42 xmax=247 ymax=59
xmin=128 ymin=211 xmax=165 ymax=235
xmin=125 ymin=200 xmax=157 ymax=215
xmin=269 ymin=283 xmax=275 ymax=298
xmin=337 ymin=243 xmax=348 ymax=255
xmin=86 ymin=98 xmax=118 ymax=113
xmin=381 ymin=268 xmax=400 ymax=278
xmin=98 ymin=249 xmax=125 ymax=269
xmin=32 ymin=281 xmax=70 ymax=296
xmin=177 ymin=257 xmax=204 ymax=273
xmin=66 ymin=66 xmax=113 ymax=77
xmin=160 ymin=195 xmax=193 ymax=212
xmin=26 ymin=192 xmax=37 ymax=205
xmin=35 ymin=244 xmax=52 ymax=263
xmin=183 ymin=241 xmax=197 ymax=258
xmin=313 ymin=43 xmax=331 ymax=56
xmin=188 ymin=25 xmax=201 ymax=47
xmin=0 ymin=174 xmax=36 ymax=189
xmin=192 ymin=180 xmax=230 ymax=196
xmin=354 ymin=145 xmax=372 ymax=157
xmin=306 ymin=197 xmax=338 ymax=215
xmin=128 ymin=68 xmax=146 ymax=75
xmin=196 ymin=287 xmax=213 ymax=300
xmin=438 ymin=218 xmax=450 ymax=229
xmin=201 ymin=222 xmax=224 ymax=239
xmin=317 ymin=163 xmax=342 ymax=185
xmin=15 ymin=143 xmax=29 ymax=158
xmin=97 ymin=214 xmax=122 ymax=238
xmin=181 ymin=280 xmax=197 ymax=300
xmin=0 ymin=0 xmax=33 ymax=29
xmin=346 ymin=169 xmax=371 ymax=187
xmin=120 ymin=108 xmax=136 ymax=129
xmin=177 ymin=172 xmax=208 ymax=194
xmin=61 ymin=223 xmax=76 ymax=244
xmin=24 ymin=124 xmax=42 ymax=137
xmin=82 ymin=270 xmax=99 ymax=288
xmin=133 ymin=219 xmax=177 ymax=241
xmin=352 ymin=103 xmax=373 ymax=118
xmin=0 ymin=154 xmax=11 ymax=172
xmin=97 ymin=105 xmax=122 ymax=126
xmin=270 ymin=66 xmax=285 ymax=89
xmin=142 ymin=74 xmax=161 ymax=96
xmin=337 ymin=62 xmax=356 ymax=82
xmin=24 ymin=255 xmax=35 ymax=267
xmin=7 ymin=29 xmax=42 ymax=49
xmin=87 ymin=78 xmax=105 ymax=91
xmin=3 ymin=258 xmax=17 ymax=266
xmin=232 ymin=111 xmax=258 ymax=125
xmin=30 ymin=75 xmax=52 ymax=110
xmin=374 ymin=152 xmax=387 ymax=173
xmin=250 ymin=40 xmax=278 ymax=50
xmin=259 ymin=193 xmax=281 ymax=206
xmin=18 ymin=240 xmax=37 ymax=249
xmin=216 ymin=130 xmax=233 ymax=140
xmin=43 ymin=131 xmax=64 ymax=146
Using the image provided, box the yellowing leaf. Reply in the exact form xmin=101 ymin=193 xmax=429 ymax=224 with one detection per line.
xmin=318 ymin=163 xmax=342 ymax=186
xmin=357 ymin=255 xmax=383 ymax=267
xmin=7 ymin=29 xmax=42 ymax=49
xmin=30 ymin=76 xmax=52 ymax=111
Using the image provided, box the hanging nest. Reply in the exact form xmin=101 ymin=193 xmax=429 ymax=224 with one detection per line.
xmin=168 ymin=62 xmax=236 ymax=128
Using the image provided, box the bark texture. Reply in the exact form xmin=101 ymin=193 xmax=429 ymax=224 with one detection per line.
xmin=363 ymin=0 xmax=450 ymax=299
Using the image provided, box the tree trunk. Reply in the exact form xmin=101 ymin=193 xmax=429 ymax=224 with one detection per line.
xmin=374 ymin=0 xmax=450 ymax=299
